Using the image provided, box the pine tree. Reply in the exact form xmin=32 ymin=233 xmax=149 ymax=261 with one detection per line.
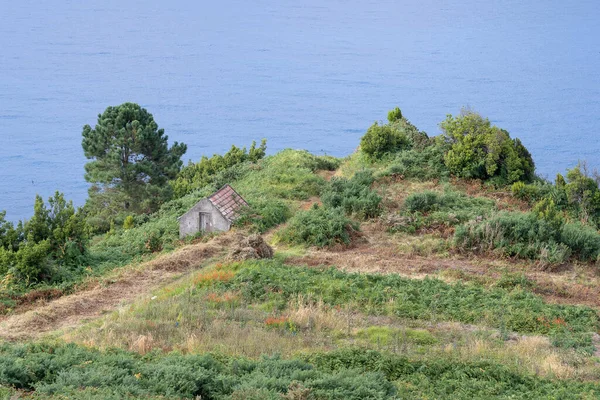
xmin=82 ymin=103 xmax=187 ymax=213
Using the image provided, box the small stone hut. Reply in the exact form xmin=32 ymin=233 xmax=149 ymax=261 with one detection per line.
xmin=178 ymin=184 xmax=248 ymax=239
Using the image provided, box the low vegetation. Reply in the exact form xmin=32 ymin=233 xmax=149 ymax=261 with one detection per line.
xmin=277 ymin=205 xmax=359 ymax=248
xmin=1 ymin=105 xmax=600 ymax=398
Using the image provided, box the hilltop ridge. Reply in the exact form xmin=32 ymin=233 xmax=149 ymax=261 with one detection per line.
xmin=1 ymin=108 xmax=600 ymax=398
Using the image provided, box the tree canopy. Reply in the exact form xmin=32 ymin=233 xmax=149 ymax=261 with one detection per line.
xmin=82 ymin=103 xmax=187 ymax=214
xmin=441 ymin=110 xmax=535 ymax=185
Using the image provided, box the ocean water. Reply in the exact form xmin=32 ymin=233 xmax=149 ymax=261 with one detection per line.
xmin=1 ymin=0 xmax=599 ymax=221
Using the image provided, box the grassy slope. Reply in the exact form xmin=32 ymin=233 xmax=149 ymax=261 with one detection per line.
xmin=2 ymin=149 xmax=600 ymax=398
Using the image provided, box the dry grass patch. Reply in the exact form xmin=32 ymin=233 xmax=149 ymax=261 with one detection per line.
xmin=0 ymin=238 xmax=226 ymax=341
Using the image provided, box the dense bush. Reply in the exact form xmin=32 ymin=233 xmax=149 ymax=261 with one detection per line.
xmin=377 ymin=145 xmax=450 ymax=181
xmin=454 ymin=208 xmax=600 ymax=264
xmin=0 ymin=192 xmax=88 ymax=284
xmin=455 ymin=212 xmax=564 ymax=262
xmin=360 ymin=122 xmax=409 ymax=159
xmin=387 ymin=106 xmax=402 ymax=122
xmin=390 ymin=190 xmax=495 ymax=233
xmin=321 ymin=170 xmax=382 ymax=219
xmin=234 ymin=199 xmax=291 ymax=233
xmin=560 ymin=222 xmax=600 ymax=261
xmin=304 ymin=348 xmax=600 ymax=399
xmin=441 ymin=110 xmax=535 ymax=185
xmin=277 ymin=205 xmax=359 ymax=248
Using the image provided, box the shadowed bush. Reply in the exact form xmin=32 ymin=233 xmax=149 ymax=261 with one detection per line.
xmin=321 ymin=170 xmax=382 ymax=220
xmin=454 ymin=210 xmax=600 ymax=264
xmin=277 ymin=205 xmax=359 ymax=248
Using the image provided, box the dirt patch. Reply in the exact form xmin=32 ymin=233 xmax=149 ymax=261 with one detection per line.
xmin=281 ymin=221 xmax=600 ymax=311
xmin=0 ymin=237 xmax=227 ymax=341
xmin=283 ymin=221 xmax=479 ymax=277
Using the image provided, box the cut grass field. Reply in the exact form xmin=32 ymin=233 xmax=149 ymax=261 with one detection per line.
xmin=0 ymin=236 xmax=228 ymax=341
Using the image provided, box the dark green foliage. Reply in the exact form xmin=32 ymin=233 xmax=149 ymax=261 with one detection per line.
xmin=234 ymin=199 xmax=291 ymax=233
xmin=0 ymin=192 xmax=88 ymax=283
xmin=564 ymin=164 xmax=600 ymax=225
xmin=512 ymin=164 xmax=600 ymax=231
xmin=454 ymin=209 xmax=600 ymax=264
xmin=560 ymin=222 xmax=600 ymax=261
xmin=388 ymin=115 xmax=431 ymax=150
xmin=82 ymin=103 xmax=187 ymax=217
xmin=441 ymin=111 xmax=535 ymax=185
xmin=360 ymin=122 xmax=410 ymax=159
xmin=321 ymin=170 xmax=382 ymax=219
xmin=0 ymin=343 xmax=397 ymax=399
xmin=0 ymin=212 xmax=21 ymax=251
xmin=278 ymin=206 xmax=359 ymax=248
xmin=315 ymin=155 xmax=342 ymax=171
xmin=359 ymin=112 xmax=430 ymax=160
xmin=222 ymin=260 xmax=599 ymax=352
xmin=0 ymin=343 xmax=597 ymax=399
xmin=378 ymin=144 xmax=450 ymax=181
xmin=173 ymin=140 xmax=267 ymax=198
xmin=454 ymin=212 xmax=567 ymax=262
xmin=511 ymin=180 xmax=563 ymax=204
xmin=304 ymin=348 xmax=600 ymax=399
xmin=8 ymin=239 xmax=51 ymax=282
xmin=392 ymin=190 xmax=495 ymax=233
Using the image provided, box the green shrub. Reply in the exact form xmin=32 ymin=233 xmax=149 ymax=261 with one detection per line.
xmin=315 ymin=155 xmax=342 ymax=171
xmin=0 ymin=343 xmax=397 ymax=399
xmin=378 ymin=145 xmax=450 ymax=181
xmin=441 ymin=110 xmax=534 ymax=185
xmin=387 ymin=107 xmax=402 ymax=123
xmin=392 ymin=190 xmax=495 ymax=232
xmin=235 ymin=199 xmax=292 ymax=233
xmin=454 ymin=212 xmax=568 ymax=262
xmin=321 ymin=170 xmax=382 ymax=219
xmin=454 ymin=205 xmax=600 ymax=264
xmin=12 ymin=239 xmax=52 ymax=283
xmin=0 ymin=338 xmax=598 ymax=398
xmin=277 ymin=205 xmax=359 ymax=248
xmin=123 ymin=216 xmax=135 ymax=230
xmin=360 ymin=122 xmax=409 ymax=159
xmin=560 ymin=222 xmax=600 ymax=261
xmin=304 ymin=348 xmax=600 ymax=399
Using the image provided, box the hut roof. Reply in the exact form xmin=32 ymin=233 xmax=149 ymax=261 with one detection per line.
xmin=207 ymin=184 xmax=248 ymax=222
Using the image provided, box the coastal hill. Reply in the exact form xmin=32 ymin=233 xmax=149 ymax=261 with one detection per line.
xmin=0 ymin=107 xmax=599 ymax=398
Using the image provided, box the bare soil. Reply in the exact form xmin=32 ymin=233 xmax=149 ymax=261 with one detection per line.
xmin=282 ymin=221 xmax=600 ymax=310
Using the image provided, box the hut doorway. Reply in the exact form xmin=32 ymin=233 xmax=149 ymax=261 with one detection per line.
xmin=199 ymin=212 xmax=210 ymax=231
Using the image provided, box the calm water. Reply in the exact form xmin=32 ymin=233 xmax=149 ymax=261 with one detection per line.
xmin=1 ymin=0 xmax=599 ymax=221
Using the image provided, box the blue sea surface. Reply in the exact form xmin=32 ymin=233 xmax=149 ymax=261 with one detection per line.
xmin=1 ymin=0 xmax=599 ymax=221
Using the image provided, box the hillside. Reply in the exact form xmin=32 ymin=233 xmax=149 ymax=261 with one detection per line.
xmin=1 ymin=109 xmax=600 ymax=399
